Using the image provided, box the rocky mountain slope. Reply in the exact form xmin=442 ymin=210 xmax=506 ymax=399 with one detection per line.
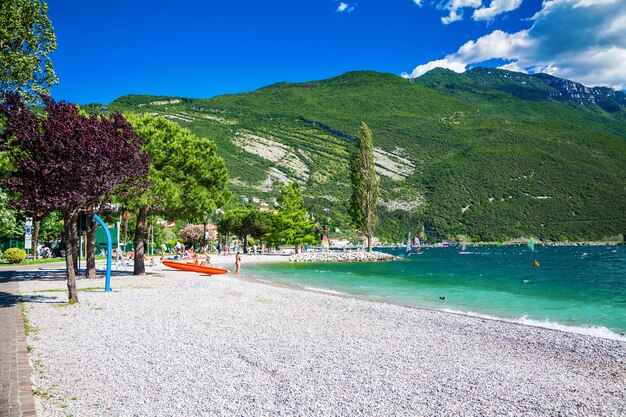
xmin=98 ymin=68 xmax=626 ymax=242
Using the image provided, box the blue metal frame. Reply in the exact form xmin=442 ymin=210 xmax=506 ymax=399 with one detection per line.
xmin=92 ymin=214 xmax=112 ymax=292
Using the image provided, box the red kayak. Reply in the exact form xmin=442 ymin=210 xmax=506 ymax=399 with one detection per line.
xmin=162 ymin=260 xmax=228 ymax=275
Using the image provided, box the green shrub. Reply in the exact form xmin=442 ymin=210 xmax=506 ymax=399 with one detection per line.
xmin=4 ymin=248 xmax=26 ymax=264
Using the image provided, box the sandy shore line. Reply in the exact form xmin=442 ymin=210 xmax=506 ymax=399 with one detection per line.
xmin=15 ymin=263 xmax=626 ymax=416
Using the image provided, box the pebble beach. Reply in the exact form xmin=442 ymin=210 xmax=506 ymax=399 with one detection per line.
xmin=17 ymin=256 xmax=626 ymax=416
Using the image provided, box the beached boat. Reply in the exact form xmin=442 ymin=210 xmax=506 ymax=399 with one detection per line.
xmin=162 ymin=260 xmax=228 ymax=275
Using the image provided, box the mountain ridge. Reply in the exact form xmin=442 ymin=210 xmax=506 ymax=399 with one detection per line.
xmin=98 ymin=68 xmax=626 ymax=242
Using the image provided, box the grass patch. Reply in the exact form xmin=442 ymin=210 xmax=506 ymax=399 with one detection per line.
xmin=19 ymin=297 xmax=39 ymax=335
xmin=32 ymin=388 xmax=50 ymax=399
xmin=79 ymin=287 xmax=104 ymax=292
xmin=0 ymin=257 xmax=65 ymax=267
xmin=36 ymin=287 xmax=104 ymax=293
xmin=33 ymin=358 xmax=44 ymax=373
xmin=0 ymin=255 xmax=106 ymax=267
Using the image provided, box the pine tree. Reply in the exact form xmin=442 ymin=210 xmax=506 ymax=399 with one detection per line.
xmin=125 ymin=114 xmax=229 ymax=274
xmin=266 ymin=182 xmax=315 ymax=250
xmin=349 ymin=122 xmax=379 ymax=252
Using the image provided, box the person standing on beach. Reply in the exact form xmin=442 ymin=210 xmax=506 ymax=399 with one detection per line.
xmin=235 ymin=251 xmax=241 ymax=276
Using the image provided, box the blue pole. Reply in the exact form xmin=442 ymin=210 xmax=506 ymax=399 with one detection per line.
xmin=92 ymin=214 xmax=112 ymax=292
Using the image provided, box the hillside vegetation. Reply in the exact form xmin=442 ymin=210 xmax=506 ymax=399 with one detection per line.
xmin=102 ymin=68 xmax=626 ymax=242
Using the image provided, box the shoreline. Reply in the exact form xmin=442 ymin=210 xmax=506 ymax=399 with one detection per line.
xmin=232 ymin=260 xmax=626 ymax=342
xmin=29 ymin=251 xmax=626 ymax=341
xmin=16 ymin=267 xmax=626 ymax=416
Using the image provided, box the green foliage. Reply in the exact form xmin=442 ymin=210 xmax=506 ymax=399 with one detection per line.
xmin=349 ymin=122 xmax=379 ymax=250
xmin=216 ymin=208 xmax=272 ymax=243
xmin=0 ymin=188 xmax=18 ymax=237
xmin=124 ymin=113 xmax=230 ymax=220
xmin=4 ymin=247 xmax=26 ymax=263
xmin=38 ymin=211 xmax=62 ymax=242
xmin=106 ymin=69 xmax=626 ymax=242
xmin=266 ymin=182 xmax=316 ymax=248
xmin=0 ymin=0 xmax=57 ymax=102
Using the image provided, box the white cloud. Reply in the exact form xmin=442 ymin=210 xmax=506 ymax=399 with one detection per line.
xmin=497 ymin=61 xmax=528 ymax=73
xmin=441 ymin=0 xmax=482 ymax=24
xmin=412 ymin=0 xmax=423 ymax=6
xmin=438 ymin=0 xmax=523 ymax=23
xmin=336 ymin=2 xmax=355 ymax=12
xmin=473 ymin=0 xmax=524 ymax=21
xmin=401 ymin=57 xmax=467 ymax=77
xmin=405 ymin=0 xmax=626 ymax=89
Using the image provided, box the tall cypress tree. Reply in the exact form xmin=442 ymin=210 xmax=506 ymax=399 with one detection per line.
xmin=349 ymin=122 xmax=379 ymax=252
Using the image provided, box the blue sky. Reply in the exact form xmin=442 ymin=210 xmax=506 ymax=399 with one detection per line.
xmin=47 ymin=0 xmax=625 ymax=104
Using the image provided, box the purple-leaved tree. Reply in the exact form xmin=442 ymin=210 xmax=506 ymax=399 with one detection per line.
xmin=0 ymin=93 xmax=149 ymax=302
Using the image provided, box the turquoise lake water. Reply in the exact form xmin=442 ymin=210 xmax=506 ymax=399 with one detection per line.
xmin=246 ymin=245 xmax=626 ymax=339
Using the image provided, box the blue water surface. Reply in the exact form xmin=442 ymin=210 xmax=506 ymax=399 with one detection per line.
xmin=245 ymin=246 xmax=626 ymax=337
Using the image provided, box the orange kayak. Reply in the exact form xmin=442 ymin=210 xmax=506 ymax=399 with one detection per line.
xmin=162 ymin=260 xmax=228 ymax=275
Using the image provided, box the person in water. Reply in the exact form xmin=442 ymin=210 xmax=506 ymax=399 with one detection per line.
xmin=235 ymin=251 xmax=241 ymax=276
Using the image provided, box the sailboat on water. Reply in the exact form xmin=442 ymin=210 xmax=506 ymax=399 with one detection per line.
xmin=528 ymin=237 xmax=535 ymax=252
xmin=406 ymin=233 xmax=422 ymax=255
xmin=459 ymin=242 xmax=468 ymax=254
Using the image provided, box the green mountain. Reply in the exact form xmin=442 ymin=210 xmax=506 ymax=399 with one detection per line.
xmin=102 ymin=68 xmax=626 ymax=242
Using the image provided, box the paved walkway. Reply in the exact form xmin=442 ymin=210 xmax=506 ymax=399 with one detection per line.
xmin=0 ymin=272 xmax=37 ymax=417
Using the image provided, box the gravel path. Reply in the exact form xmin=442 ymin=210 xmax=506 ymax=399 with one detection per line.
xmin=18 ymin=266 xmax=626 ymax=417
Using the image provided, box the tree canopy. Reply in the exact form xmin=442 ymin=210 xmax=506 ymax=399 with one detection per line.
xmin=125 ymin=113 xmax=230 ymax=217
xmin=217 ymin=208 xmax=274 ymax=250
xmin=0 ymin=0 xmax=57 ymax=102
xmin=266 ymin=182 xmax=316 ymax=249
xmin=0 ymin=94 xmax=148 ymax=213
xmin=0 ymin=93 xmax=149 ymax=301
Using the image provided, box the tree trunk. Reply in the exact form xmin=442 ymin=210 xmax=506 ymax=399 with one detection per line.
xmin=123 ymin=219 xmax=128 ymax=253
xmin=32 ymin=218 xmax=41 ymax=259
xmin=203 ymin=221 xmax=208 ymax=252
xmin=366 ymin=191 xmax=373 ymax=252
xmin=133 ymin=205 xmax=150 ymax=275
xmin=63 ymin=209 xmax=79 ymax=303
xmin=85 ymin=207 xmax=97 ymax=279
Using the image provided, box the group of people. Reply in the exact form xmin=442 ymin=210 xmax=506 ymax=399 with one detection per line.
xmin=36 ymin=244 xmax=52 ymax=258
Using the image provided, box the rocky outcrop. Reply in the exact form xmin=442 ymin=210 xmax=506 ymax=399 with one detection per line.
xmin=289 ymin=251 xmax=399 ymax=263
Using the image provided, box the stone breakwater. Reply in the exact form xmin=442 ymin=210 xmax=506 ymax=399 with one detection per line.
xmin=289 ymin=250 xmax=399 ymax=262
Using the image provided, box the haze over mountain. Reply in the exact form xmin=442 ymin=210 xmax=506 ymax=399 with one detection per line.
xmin=97 ymin=68 xmax=626 ymax=242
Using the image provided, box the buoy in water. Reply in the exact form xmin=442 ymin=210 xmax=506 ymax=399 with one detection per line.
xmin=532 ymin=260 xmax=540 ymax=267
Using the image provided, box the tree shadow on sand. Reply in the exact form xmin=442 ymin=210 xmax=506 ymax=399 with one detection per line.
xmin=0 ymin=268 xmax=139 ymax=308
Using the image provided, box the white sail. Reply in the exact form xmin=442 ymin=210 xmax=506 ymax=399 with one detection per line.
xmin=406 ymin=233 xmax=412 ymax=255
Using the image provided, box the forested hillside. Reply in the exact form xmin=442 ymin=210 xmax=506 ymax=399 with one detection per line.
xmin=99 ymin=68 xmax=626 ymax=242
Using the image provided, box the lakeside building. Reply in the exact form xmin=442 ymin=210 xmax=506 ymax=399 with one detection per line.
xmin=329 ymin=238 xmax=350 ymax=248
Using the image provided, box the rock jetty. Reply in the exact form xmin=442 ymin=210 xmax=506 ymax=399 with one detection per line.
xmin=289 ymin=250 xmax=399 ymax=262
